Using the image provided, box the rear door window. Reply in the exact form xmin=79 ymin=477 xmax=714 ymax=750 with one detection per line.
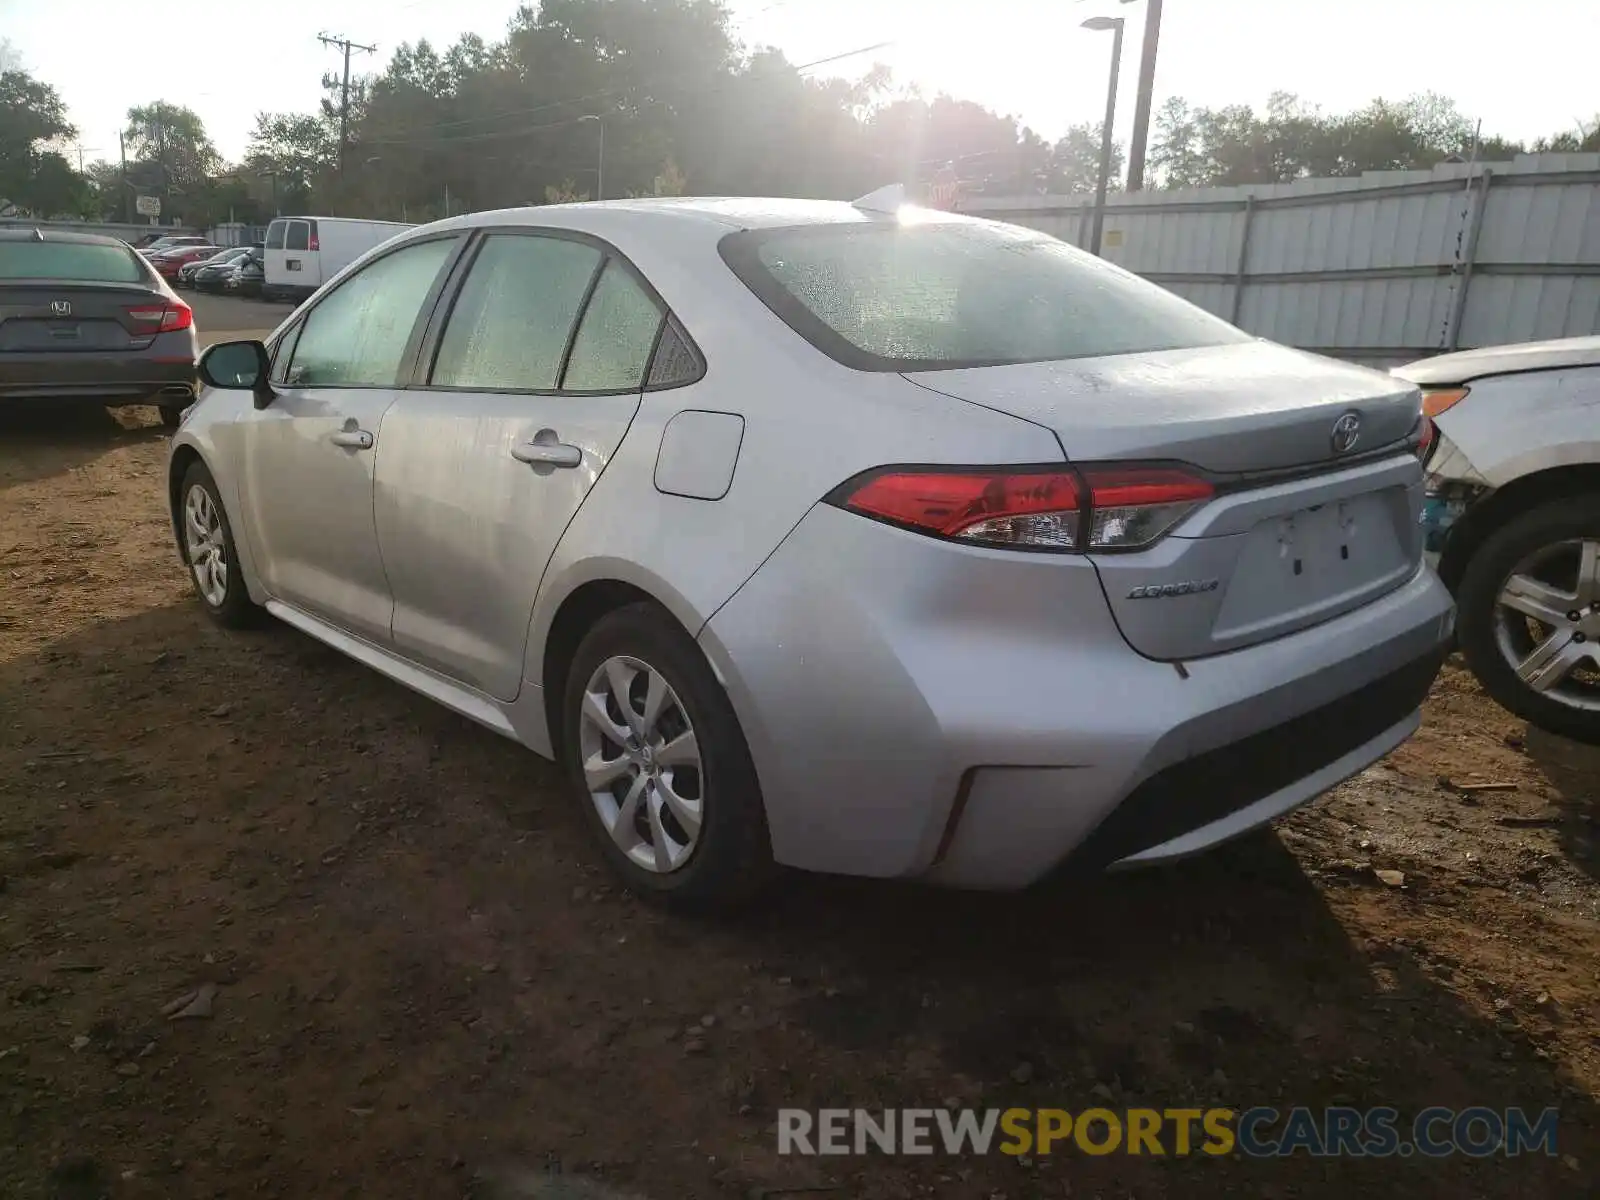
xmin=429 ymin=233 xmax=603 ymax=391
xmin=561 ymin=261 xmax=665 ymax=392
xmin=285 ymin=221 xmax=310 ymax=252
xmin=265 ymin=221 xmax=286 ymax=250
xmin=719 ymin=220 xmax=1250 ymax=372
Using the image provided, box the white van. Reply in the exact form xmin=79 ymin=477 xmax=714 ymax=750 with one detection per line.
xmin=262 ymin=216 xmax=414 ymax=303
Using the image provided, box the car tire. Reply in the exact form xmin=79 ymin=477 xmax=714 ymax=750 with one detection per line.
xmin=178 ymin=460 xmax=258 ymax=629
xmin=561 ymin=602 xmax=776 ymax=909
xmin=1457 ymin=495 xmax=1600 ymax=744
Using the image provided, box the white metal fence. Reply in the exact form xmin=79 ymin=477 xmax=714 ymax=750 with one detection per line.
xmin=964 ymin=152 xmax=1600 ymax=367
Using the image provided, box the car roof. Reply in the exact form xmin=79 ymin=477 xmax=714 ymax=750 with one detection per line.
xmin=1396 ymin=335 xmax=1600 ymax=386
xmin=0 ymin=227 xmax=132 ymax=247
xmin=453 ymin=195 xmax=979 ymax=234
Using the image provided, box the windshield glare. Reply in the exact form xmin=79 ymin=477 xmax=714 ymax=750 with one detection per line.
xmin=721 ymin=220 xmax=1251 ymax=371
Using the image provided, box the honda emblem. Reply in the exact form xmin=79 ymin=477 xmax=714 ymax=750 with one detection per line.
xmin=50 ymin=300 xmax=72 ymax=317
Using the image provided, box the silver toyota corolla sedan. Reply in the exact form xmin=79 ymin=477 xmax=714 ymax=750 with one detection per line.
xmin=167 ymin=195 xmax=1456 ymax=907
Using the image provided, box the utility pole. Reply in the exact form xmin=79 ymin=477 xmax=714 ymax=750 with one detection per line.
xmin=119 ymin=131 xmax=132 ymax=224
xmin=318 ymin=32 xmax=376 ymax=202
xmin=1123 ymin=0 xmax=1163 ymax=192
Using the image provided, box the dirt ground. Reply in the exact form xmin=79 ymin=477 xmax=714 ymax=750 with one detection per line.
xmin=3 ymin=352 xmax=1599 ymax=1198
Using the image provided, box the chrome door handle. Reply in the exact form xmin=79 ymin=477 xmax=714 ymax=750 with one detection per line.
xmin=511 ymin=440 xmax=582 ymax=469
xmin=329 ymin=429 xmax=374 ymax=449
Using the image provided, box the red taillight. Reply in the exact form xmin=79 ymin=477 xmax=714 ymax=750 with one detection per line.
xmin=842 ymin=469 xmax=1083 ymax=549
xmin=1415 ymin=414 xmax=1436 ymax=462
xmin=126 ymin=302 xmax=193 ymax=334
xmin=833 ymin=464 xmax=1213 ymax=552
xmin=308 ymin=235 xmax=319 ymax=251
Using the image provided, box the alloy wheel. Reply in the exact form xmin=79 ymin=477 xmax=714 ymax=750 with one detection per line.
xmin=1493 ymin=537 xmax=1600 ymax=711
xmin=577 ymin=655 xmax=704 ymax=874
xmin=183 ymin=484 xmax=228 ymax=607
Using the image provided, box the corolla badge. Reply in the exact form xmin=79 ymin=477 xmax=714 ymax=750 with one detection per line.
xmin=1331 ymin=411 xmax=1362 ymax=454
xmin=1128 ymin=579 xmax=1220 ymax=599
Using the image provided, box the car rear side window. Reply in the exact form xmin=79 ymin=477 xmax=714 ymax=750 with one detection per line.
xmin=285 ymin=238 xmax=455 ymax=388
xmin=646 ymin=320 xmax=702 ymax=388
xmin=430 ymin=234 xmax=603 ymax=391
xmin=562 ymin=260 xmax=664 ymax=392
xmin=0 ymin=241 xmax=144 ymax=283
xmin=719 ymin=220 xmax=1250 ymax=372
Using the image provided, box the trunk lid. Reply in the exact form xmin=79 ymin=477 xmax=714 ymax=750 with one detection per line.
xmin=0 ymin=283 xmax=163 ymax=354
xmin=906 ymin=341 xmax=1426 ymax=660
xmin=904 ymin=340 xmax=1421 ymax=474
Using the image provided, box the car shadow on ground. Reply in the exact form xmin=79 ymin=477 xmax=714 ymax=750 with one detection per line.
xmin=0 ymin=403 xmax=166 ymax=491
xmin=2 ymin=602 xmax=1594 ymax=1199
xmin=1524 ymin=726 xmax=1600 ymax=884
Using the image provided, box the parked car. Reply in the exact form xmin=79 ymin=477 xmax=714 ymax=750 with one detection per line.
xmin=222 ymin=253 xmax=264 ymax=298
xmin=1395 ymin=335 xmax=1600 ymax=744
xmin=1 ymin=227 xmax=197 ymax=428
xmin=169 ymin=196 xmax=1454 ymax=906
xmin=262 ymin=215 xmax=411 ymax=303
xmin=151 ymin=245 xmax=221 ymax=281
xmin=192 ymin=247 xmax=258 ymax=293
xmin=179 ymin=246 xmax=253 ymax=290
xmin=138 ymin=234 xmax=210 ymax=256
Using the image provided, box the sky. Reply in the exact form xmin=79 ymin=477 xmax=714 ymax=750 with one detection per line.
xmin=3 ymin=0 xmax=1598 ymax=170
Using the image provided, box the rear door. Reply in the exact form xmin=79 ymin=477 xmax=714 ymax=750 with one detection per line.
xmin=263 ymin=219 xmax=294 ymax=294
xmin=373 ymin=230 xmax=665 ymax=698
xmin=238 ymin=233 xmax=463 ymax=641
xmin=282 ymin=219 xmax=318 ymax=289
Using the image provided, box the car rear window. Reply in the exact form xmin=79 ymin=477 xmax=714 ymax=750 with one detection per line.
xmin=0 ymin=241 xmax=145 ymax=283
xmin=266 ymin=220 xmax=286 ymax=250
xmin=718 ymin=219 xmax=1250 ymax=372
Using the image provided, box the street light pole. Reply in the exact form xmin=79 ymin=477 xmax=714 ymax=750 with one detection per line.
xmin=1082 ymin=15 xmax=1125 ymax=257
xmin=580 ymin=114 xmax=604 ymax=200
xmin=1121 ymin=0 xmax=1163 ymax=191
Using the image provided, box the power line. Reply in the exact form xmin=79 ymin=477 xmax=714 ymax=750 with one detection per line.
xmin=360 ymin=39 xmax=897 ymax=149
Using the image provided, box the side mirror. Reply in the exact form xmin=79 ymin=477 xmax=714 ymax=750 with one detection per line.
xmin=198 ymin=339 xmax=276 ymax=410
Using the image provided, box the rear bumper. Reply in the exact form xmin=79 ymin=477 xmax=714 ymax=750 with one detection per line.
xmin=700 ymin=503 xmax=1455 ymax=890
xmin=0 ymin=351 xmax=197 ymax=403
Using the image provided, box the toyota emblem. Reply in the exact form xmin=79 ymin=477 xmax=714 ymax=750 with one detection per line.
xmin=50 ymin=300 xmax=72 ymax=317
xmin=1331 ymin=411 xmax=1362 ymax=454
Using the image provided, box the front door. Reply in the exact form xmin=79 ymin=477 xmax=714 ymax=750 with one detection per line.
xmin=374 ymin=233 xmax=667 ymax=699
xmin=238 ymin=234 xmax=461 ymax=643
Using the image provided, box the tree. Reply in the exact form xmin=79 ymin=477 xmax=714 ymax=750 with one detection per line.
xmin=1148 ymin=91 xmax=1546 ymax=189
xmin=0 ymin=67 xmax=77 ymax=213
xmin=1046 ymin=123 xmax=1125 ymax=194
xmin=246 ymin=111 xmax=338 ymax=212
xmin=1536 ymin=115 xmax=1600 ymax=153
xmin=26 ymin=151 xmax=95 ymax=217
xmin=122 ymin=101 xmax=221 ymax=190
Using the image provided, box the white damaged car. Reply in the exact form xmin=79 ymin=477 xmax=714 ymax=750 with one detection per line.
xmin=1397 ymin=335 xmax=1600 ymax=743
